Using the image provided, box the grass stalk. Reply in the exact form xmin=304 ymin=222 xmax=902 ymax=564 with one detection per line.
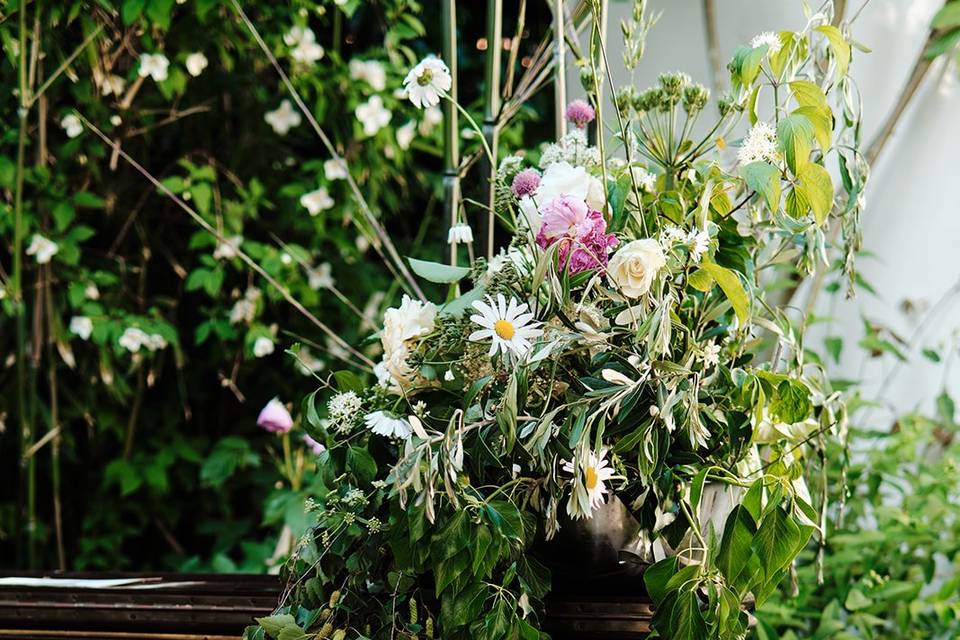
xmin=442 ymin=0 xmax=460 ymax=267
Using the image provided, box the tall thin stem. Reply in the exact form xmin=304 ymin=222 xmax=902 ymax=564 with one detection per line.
xmin=442 ymin=0 xmax=461 ymax=267
xmin=480 ymin=0 xmax=502 ymax=259
xmin=552 ymin=0 xmax=567 ymax=139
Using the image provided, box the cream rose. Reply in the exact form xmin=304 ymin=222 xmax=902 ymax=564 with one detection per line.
xmin=607 ymin=239 xmax=666 ymax=298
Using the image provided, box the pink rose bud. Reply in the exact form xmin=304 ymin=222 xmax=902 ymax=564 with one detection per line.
xmin=303 ymin=434 xmax=326 ymax=456
xmin=257 ymin=398 xmax=293 ymax=434
xmin=565 ymin=99 xmax=596 ymax=128
xmin=511 ymin=169 xmax=541 ymax=198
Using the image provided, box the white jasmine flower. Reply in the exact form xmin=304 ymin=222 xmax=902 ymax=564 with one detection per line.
xmin=469 ymin=293 xmax=543 ymax=358
xmin=119 ymin=327 xmax=149 ymax=352
xmin=701 ymin=340 xmax=721 ymax=368
xmin=69 ymin=316 xmax=93 ymax=340
xmin=403 ymin=56 xmax=452 ymax=109
xmin=253 ymin=336 xmax=275 ymax=358
xmin=536 ymin=161 xmax=606 ymax=211
xmin=101 ymin=74 xmax=126 ymax=97
xmin=213 ymin=235 xmax=243 ymax=260
xmin=85 ymin=283 xmax=100 ymax=300
xmin=355 ymin=95 xmax=391 ymax=137
xmin=307 ymin=262 xmax=334 ymax=290
xmin=264 ymin=99 xmax=302 ymax=136
xmin=447 ymin=223 xmax=474 ymax=245
xmin=26 ymin=234 xmax=58 ymax=264
xmin=396 ymin=120 xmax=417 ymax=150
xmin=300 ymin=187 xmax=334 ymax=216
xmin=630 ymin=166 xmax=656 ymax=192
xmin=364 ymin=411 xmax=412 ymax=439
xmin=419 ymin=106 xmax=443 ymax=135
xmin=688 ymin=228 xmax=710 ymax=263
xmin=737 ymin=121 xmax=779 ymax=166
xmin=138 ymin=53 xmax=170 ymax=82
xmin=230 ymin=287 xmax=260 ymax=325
xmin=349 ymin=59 xmax=387 ymax=91
xmin=185 ymin=52 xmax=208 ymax=77
xmin=60 ymin=114 xmax=83 ymax=138
xmin=324 ymin=158 xmax=348 ymax=181
xmin=750 ymin=31 xmax=782 ymax=55
xmin=328 ymin=391 xmax=363 ymax=423
xmin=284 ymin=26 xmax=324 ymax=65
xmin=563 ymin=448 xmax=616 ymax=520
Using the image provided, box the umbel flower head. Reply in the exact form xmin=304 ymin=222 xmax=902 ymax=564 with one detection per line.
xmin=403 ymin=56 xmax=452 ymax=109
xmin=257 ymin=398 xmax=293 ymax=434
xmin=737 ymin=121 xmax=779 ymax=165
xmin=469 ymin=294 xmax=543 ymax=358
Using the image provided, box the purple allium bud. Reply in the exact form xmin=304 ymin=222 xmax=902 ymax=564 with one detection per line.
xmin=257 ymin=398 xmax=293 ymax=434
xmin=565 ymin=99 xmax=596 ymax=128
xmin=511 ymin=169 xmax=541 ymax=198
xmin=303 ymin=434 xmax=326 ymax=455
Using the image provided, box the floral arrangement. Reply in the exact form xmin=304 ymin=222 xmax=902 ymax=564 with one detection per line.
xmin=253 ymin=5 xmax=867 ymax=640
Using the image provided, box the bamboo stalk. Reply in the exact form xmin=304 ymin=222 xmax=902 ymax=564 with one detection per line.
xmin=442 ymin=0 xmax=461 ymax=267
xmin=44 ymin=270 xmax=65 ymax=570
xmin=553 ymin=0 xmax=567 ymax=139
xmin=702 ymin=0 xmax=724 ymax=99
xmin=480 ymin=0 xmax=502 ymax=259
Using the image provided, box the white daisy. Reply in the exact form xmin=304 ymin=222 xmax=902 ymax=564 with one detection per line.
xmin=264 ymin=99 xmax=302 ymax=136
xmin=60 ymin=114 xmax=83 ymax=138
xmin=26 ymin=234 xmax=58 ymax=264
xmin=750 ymin=31 xmax=783 ymax=55
xmin=447 ymin=223 xmax=474 ymax=245
xmin=349 ymin=59 xmax=387 ymax=91
xmin=284 ymin=26 xmax=324 ymax=65
xmin=138 ymin=53 xmax=170 ymax=82
xmin=364 ymin=411 xmax=412 ymax=439
xmin=563 ymin=448 xmax=616 ymax=519
xmin=396 ymin=120 xmax=417 ymax=150
xmin=185 ymin=52 xmax=208 ymax=77
xmin=324 ymin=158 xmax=348 ymax=181
xmin=403 ymin=56 xmax=452 ymax=109
xmin=737 ymin=121 xmax=779 ymax=166
xmin=253 ymin=336 xmax=275 ymax=358
xmin=69 ymin=316 xmax=93 ymax=340
xmin=300 ymin=187 xmax=334 ymax=216
xmin=469 ymin=294 xmax=543 ymax=358
xmin=355 ymin=95 xmax=391 ymax=137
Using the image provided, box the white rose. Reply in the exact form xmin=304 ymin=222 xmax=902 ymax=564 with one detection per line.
xmin=536 ymin=161 xmax=606 ymax=212
xmin=607 ymin=239 xmax=666 ymax=298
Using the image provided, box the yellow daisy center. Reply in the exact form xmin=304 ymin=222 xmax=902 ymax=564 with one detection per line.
xmin=494 ymin=319 xmax=515 ymax=340
xmin=585 ymin=466 xmax=599 ymax=490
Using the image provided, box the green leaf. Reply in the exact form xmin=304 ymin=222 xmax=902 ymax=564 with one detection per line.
xmin=753 ymin=506 xmax=801 ymax=580
xmin=687 ymin=268 xmax=714 ymax=292
xmin=672 ymin=589 xmax=708 ymax=640
xmin=146 ymin=0 xmax=175 ymax=29
xmin=825 ymin=336 xmax=843 ymax=363
xmin=191 ymin=182 xmax=213 ymax=216
xmin=121 ymin=0 xmax=146 ymax=24
xmin=701 ymin=261 xmax=750 ymax=324
xmin=796 ymin=162 xmax=833 ymax=225
xmin=643 ymin=557 xmax=678 ymax=604
xmin=485 ymin=500 xmax=524 ymax=543
xmin=740 ymin=161 xmax=781 ymax=212
xmin=718 ymin=505 xmax=758 ymax=589
xmin=816 ymin=25 xmax=851 ymax=76
xmin=844 ymin=588 xmax=873 ymax=611
xmin=408 ymin=257 xmax=471 ymax=283
xmin=789 ymin=80 xmax=829 ymax=112
xmin=770 ymin=380 xmax=813 ymax=424
xmin=347 ymin=446 xmax=377 ymax=484
xmin=255 ymin=614 xmax=298 ymax=639
xmin=794 ymin=106 xmax=832 ymax=152
xmin=932 ymin=3 xmax=960 ymax=29
xmin=777 ymin=114 xmax=814 ymax=174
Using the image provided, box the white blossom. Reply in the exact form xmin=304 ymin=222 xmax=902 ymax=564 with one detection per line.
xmin=138 ymin=53 xmax=170 ymax=82
xmin=185 ymin=52 xmax=209 ymax=77
xmin=364 ymin=411 xmax=412 ymax=439
xmin=119 ymin=327 xmax=148 ymax=352
xmin=213 ymin=235 xmax=243 ymax=260
xmin=419 ymin=106 xmax=443 ymax=135
xmin=396 ymin=120 xmax=417 ymax=150
xmin=284 ymin=26 xmax=324 ymax=65
xmin=85 ymin=283 xmax=100 ymax=300
xmin=264 ymin=99 xmax=302 ymax=135
xmin=324 ymin=158 xmax=348 ymax=181
xmin=630 ymin=166 xmax=657 ymax=192
xmin=349 ymin=59 xmax=387 ymax=91
xmin=26 ymin=234 xmax=58 ymax=264
xmin=737 ymin=121 xmax=779 ymax=165
xmin=100 ymin=74 xmax=126 ymax=97
xmin=60 ymin=114 xmax=83 ymax=138
xmin=253 ymin=336 xmax=275 ymax=358
xmin=69 ymin=316 xmax=93 ymax=340
xmin=447 ymin=223 xmax=474 ymax=245
xmin=300 ymin=187 xmax=334 ymax=216
xmin=355 ymin=95 xmax=392 ymax=137
xmin=403 ymin=56 xmax=452 ymax=109
xmin=750 ymin=31 xmax=783 ymax=55
xmin=688 ymin=228 xmax=710 ymax=263
xmin=307 ymin=262 xmax=334 ymax=290
xmin=701 ymin=340 xmax=721 ymax=368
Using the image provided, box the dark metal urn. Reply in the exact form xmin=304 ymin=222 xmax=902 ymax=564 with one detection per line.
xmin=536 ymin=497 xmax=654 ymax=639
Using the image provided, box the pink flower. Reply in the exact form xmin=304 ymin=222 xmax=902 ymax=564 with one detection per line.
xmin=303 ymin=434 xmax=326 ymax=455
xmin=257 ymin=398 xmax=293 ymax=433
xmin=536 ymin=197 xmax=618 ymax=275
xmin=566 ymin=99 xmax=596 ymax=128
xmin=511 ymin=169 xmax=541 ymax=198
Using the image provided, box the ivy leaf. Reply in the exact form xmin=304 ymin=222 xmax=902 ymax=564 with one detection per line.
xmin=408 ymin=257 xmax=470 ymax=283
xmin=701 ymin=261 xmax=750 ymax=324
xmin=740 ymin=161 xmax=781 ymax=212
xmin=796 ymin=162 xmax=833 ymax=225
